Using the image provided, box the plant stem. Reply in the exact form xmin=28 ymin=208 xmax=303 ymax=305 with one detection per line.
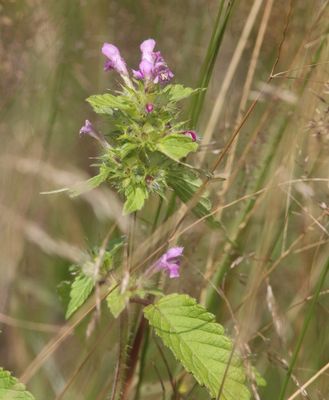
xmin=121 ymin=316 xmax=147 ymax=400
xmin=133 ymin=324 xmax=150 ymax=400
xmin=109 ymin=311 xmax=129 ymax=400
xmin=152 ymin=197 xmax=163 ymax=233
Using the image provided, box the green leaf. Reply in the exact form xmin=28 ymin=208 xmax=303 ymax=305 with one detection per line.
xmin=87 ymin=94 xmax=129 ymax=115
xmin=0 ymin=368 xmax=35 ymax=400
xmin=164 ymin=84 xmax=197 ymax=102
xmin=120 ymin=142 xmax=138 ymax=159
xmin=123 ymin=186 xmax=148 ymax=214
xmin=106 ymin=286 xmax=131 ymax=318
xmin=107 ymin=286 xmax=164 ymax=318
xmin=66 ymin=275 xmax=94 ymax=319
xmin=144 ymin=294 xmax=251 ymax=400
xmin=157 ymin=134 xmax=198 ymax=161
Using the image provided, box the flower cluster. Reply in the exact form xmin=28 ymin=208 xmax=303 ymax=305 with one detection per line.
xmin=77 ymin=38 xmax=205 ymax=216
xmin=102 ymin=38 xmax=174 ymax=86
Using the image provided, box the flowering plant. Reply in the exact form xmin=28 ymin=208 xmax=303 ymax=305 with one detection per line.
xmin=77 ymin=39 xmax=208 ymax=216
xmin=55 ymin=39 xmax=263 ymax=400
xmin=0 ymin=38 xmax=265 ymax=400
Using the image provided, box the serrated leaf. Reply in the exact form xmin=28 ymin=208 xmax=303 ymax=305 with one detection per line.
xmin=144 ymin=294 xmax=251 ymax=400
xmin=164 ymin=84 xmax=197 ymax=102
xmin=66 ymin=275 xmax=94 ymax=319
xmin=157 ymin=134 xmax=198 ymax=161
xmin=0 ymin=368 xmax=35 ymax=400
xmin=87 ymin=94 xmax=129 ymax=114
xmin=106 ymin=286 xmax=131 ymax=318
xmin=123 ymin=186 xmax=148 ymax=214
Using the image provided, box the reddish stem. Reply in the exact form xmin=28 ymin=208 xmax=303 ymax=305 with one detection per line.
xmin=121 ymin=315 xmax=147 ymax=400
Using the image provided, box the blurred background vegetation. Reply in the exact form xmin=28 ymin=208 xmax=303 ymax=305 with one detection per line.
xmin=0 ymin=0 xmax=329 ymax=399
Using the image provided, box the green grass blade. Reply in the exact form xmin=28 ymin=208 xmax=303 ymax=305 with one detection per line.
xmin=190 ymin=0 xmax=236 ymax=128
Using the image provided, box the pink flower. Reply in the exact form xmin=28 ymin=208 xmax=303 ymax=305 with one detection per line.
xmin=156 ymin=247 xmax=184 ymax=278
xmin=102 ymin=43 xmax=128 ymax=76
xmin=153 ymin=51 xmax=174 ymax=84
xmin=79 ymin=119 xmax=95 ymax=136
xmin=145 ymin=103 xmax=154 ymax=113
xmin=182 ymin=130 xmax=198 ymax=142
xmin=133 ymin=39 xmax=174 ymax=84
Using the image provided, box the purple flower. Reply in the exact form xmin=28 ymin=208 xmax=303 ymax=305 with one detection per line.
xmin=79 ymin=120 xmax=109 ymax=147
xmin=145 ymin=103 xmax=154 ymax=113
xmin=79 ymin=120 xmax=94 ymax=136
xmin=156 ymin=247 xmax=184 ymax=278
xmin=182 ymin=130 xmax=198 ymax=142
xmin=153 ymin=51 xmax=174 ymax=84
xmin=134 ymin=39 xmax=156 ymax=80
xmin=102 ymin=43 xmax=128 ymax=76
xmin=133 ymin=38 xmax=174 ymax=84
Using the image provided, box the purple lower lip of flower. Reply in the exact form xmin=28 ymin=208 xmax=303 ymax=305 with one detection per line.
xmin=145 ymin=103 xmax=154 ymax=113
xmin=182 ymin=130 xmax=198 ymax=142
xmin=102 ymin=43 xmax=128 ymax=76
xmin=153 ymin=67 xmax=174 ymax=84
xmin=104 ymin=60 xmax=114 ymax=72
xmin=156 ymin=247 xmax=184 ymax=279
xmin=166 ymin=263 xmax=180 ymax=278
xmin=153 ymin=51 xmax=174 ymax=84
